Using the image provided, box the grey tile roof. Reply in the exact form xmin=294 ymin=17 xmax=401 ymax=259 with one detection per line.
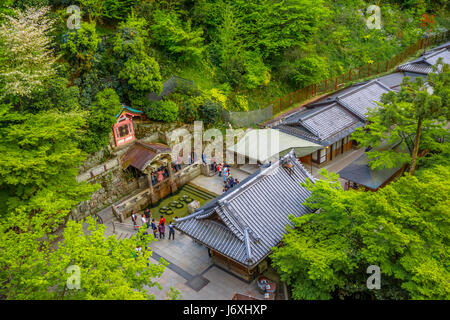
xmin=174 ymin=150 xmax=315 ymax=267
xmin=336 ymin=80 xmax=391 ymax=120
xmin=299 ymin=103 xmax=361 ymax=140
xmin=338 ymin=142 xmax=407 ymax=189
xmin=376 ymin=72 xmax=407 ymax=90
xmin=398 ymin=46 xmax=450 ymax=75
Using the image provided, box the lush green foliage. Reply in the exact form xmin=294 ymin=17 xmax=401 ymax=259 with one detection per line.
xmin=0 ymin=7 xmax=57 ymax=99
xmin=352 ymin=62 xmax=449 ymax=174
xmin=0 ymin=214 xmax=167 ymax=299
xmin=83 ymin=88 xmax=123 ymax=153
xmin=144 ymin=99 xmax=179 ymax=123
xmin=112 ymin=14 xmax=163 ymax=99
xmin=0 ymin=7 xmax=168 ymax=300
xmin=271 ymin=166 xmax=450 ymax=300
xmin=61 ymin=21 xmax=100 ymax=82
xmin=151 ymin=10 xmax=205 ymax=63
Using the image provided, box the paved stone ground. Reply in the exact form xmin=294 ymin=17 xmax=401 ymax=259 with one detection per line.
xmin=144 ymin=231 xmax=264 ymax=300
xmin=189 ymin=168 xmax=250 ymax=195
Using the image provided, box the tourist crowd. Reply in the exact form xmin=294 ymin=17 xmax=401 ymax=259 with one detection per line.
xmin=130 ymin=209 xmax=176 ymax=240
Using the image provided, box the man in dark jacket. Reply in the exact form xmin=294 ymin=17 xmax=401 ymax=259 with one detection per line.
xmin=168 ymin=222 xmax=175 ymax=240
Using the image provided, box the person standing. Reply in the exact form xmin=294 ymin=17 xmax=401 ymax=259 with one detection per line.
xmin=160 ymin=216 xmax=166 ymax=226
xmin=223 ymin=181 xmax=228 ymax=193
xmin=158 ymin=223 xmax=165 ymax=239
xmin=131 ymin=210 xmax=137 ymax=227
xmin=144 ymin=209 xmax=151 ymax=228
xmin=168 ymin=222 xmax=175 ymax=240
xmin=223 ymin=167 xmax=229 ymax=182
xmin=140 ymin=214 xmax=147 ymax=227
xmin=151 ymin=219 xmax=158 ymax=238
xmin=157 ymin=169 xmax=164 ymax=182
xmin=229 ymin=176 xmax=235 ymax=187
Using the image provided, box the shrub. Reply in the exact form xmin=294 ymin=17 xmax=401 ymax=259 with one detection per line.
xmin=179 ymin=100 xmax=199 ymax=123
xmin=144 ymin=99 xmax=178 ymax=123
xmin=199 ymin=100 xmax=221 ymax=126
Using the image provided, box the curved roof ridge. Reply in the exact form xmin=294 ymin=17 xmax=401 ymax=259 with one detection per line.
xmin=243 ymin=227 xmax=253 ymax=263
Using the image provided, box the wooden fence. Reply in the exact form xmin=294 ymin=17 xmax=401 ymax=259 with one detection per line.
xmin=269 ymin=31 xmax=450 ymax=116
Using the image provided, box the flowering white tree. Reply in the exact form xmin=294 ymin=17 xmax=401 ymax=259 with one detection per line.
xmin=0 ymin=6 xmax=57 ymax=99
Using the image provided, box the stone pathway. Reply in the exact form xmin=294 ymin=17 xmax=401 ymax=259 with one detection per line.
xmin=189 ymin=168 xmax=250 ymax=195
xmin=144 ymin=231 xmax=265 ymax=300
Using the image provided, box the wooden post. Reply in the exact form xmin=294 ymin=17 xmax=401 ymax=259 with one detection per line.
xmin=385 ymin=60 xmax=389 ymax=72
xmin=377 ymin=62 xmax=380 ymax=73
xmin=358 ymin=67 xmax=361 ymax=79
xmin=349 ymin=69 xmax=352 ymax=81
xmin=367 ymin=64 xmax=370 ymax=77
xmin=334 ymin=78 xmax=338 ymax=90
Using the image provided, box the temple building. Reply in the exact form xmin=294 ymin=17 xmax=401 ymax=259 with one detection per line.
xmin=397 ymin=42 xmax=450 ymax=75
xmin=275 ymin=79 xmax=392 ymax=166
xmin=120 ymin=141 xmax=176 ymax=204
xmin=174 ymin=150 xmax=315 ymax=281
xmin=338 ymin=141 xmax=408 ymax=191
xmin=226 ymin=128 xmax=321 ymax=168
xmin=113 ymin=105 xmax=145 ymax=147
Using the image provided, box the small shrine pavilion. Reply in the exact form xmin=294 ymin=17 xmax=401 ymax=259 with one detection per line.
xmin=113 ymin=105 xmax=145 ymax=147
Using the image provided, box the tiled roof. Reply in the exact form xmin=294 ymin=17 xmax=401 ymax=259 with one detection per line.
xmin=276 ymin=102 xmax=364 ymax=146
xmin=299 ymin=103 xmax=361 ymax=140
xmin=174 ymin=150 xmax=315 ymax=267
xmin=336 ymin=80 xmax=392 ymax=120
xmin=120 ymin=141 xmax=171 ymax=171
xmin=115 ymin=105 xmax=144 ymax=118
xmin=398 ymin=45 xmax=450 ymax=75
xmin=338 ymin=141 xmax=408 ymax=190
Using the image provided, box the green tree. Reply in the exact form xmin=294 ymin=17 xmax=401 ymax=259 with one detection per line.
xmin=0 ymin=213 xmax=167 ymax=299
xmin=151 ymin=10 xmax=205 ymax=63
xmin=352 ymin=62 xmax=449 ymax=175
xmin=0 ymin=107 xmax=95 ymax=214
xmin=144 ymin=99 xmax=179 ymax=123
xmin=213 ymin=5 xmax=269 ymax=90
xmin=83 ymin=88 xmax=122 ymax=153
xmin=271 ymin=167 xmax=450 ymax=300
xmin=113 ymin=14 xmax=163 ymax=97
xmin=102 ymin=0 xmax=138 ymax=21
xmin=61 ymin=22 xmax=100 ymax=83
xmin=78 ymin=0 xmax=105 ymax=23
xmin=199 ymin=100 xmax=221 ymax=126
xmin=0 ymin=7 xmax=57 ymax=100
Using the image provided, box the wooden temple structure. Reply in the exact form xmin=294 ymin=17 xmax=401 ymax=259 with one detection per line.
xmin=120 ymin=141 xmax=178 ymax=205
xmin=174 ymin=150 xmax=315 ymax=281
xmin=113 ymin=105 xmax=145 ymax=147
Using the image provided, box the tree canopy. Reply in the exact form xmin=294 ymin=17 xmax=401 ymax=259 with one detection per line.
xmin=352 ymin=62 xmax=450 ymax=174
xmin=271 ymin=165 xmax=450 ymax=300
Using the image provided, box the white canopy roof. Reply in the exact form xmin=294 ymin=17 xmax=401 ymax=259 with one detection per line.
xmin=227 ymin=128 xmax=321 ymax=163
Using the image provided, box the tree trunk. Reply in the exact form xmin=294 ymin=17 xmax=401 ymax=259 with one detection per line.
xmin=409 ymin=117 xmax=423 ymax=176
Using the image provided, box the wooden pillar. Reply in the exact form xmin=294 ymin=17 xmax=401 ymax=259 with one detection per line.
xmin=168 ymin=162 xmax=178 ymax=194
xmin=146 ymin=172 xmax=158 ymax=205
